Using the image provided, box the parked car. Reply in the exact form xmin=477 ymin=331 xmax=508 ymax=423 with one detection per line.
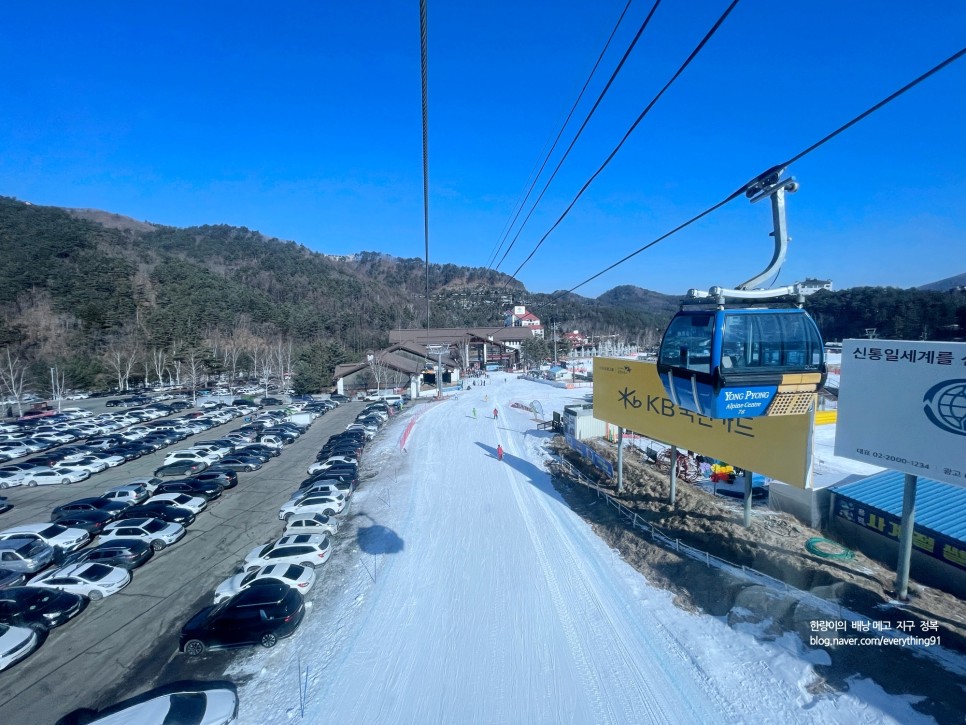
xmin=239 ymin=443 xmax=280 ymax=459
xmin=31 ymin=562 xmax=131 ymax=600
xmin=61 ymin=539 xmax=154 ymax=570
xmin=0 ymin=586 xmax=88 ymax=629
xmin=155 ymin=480 xmax=222 ymax=501
xmin=0 ymin=470 xmax=27 ymax=489
xmin=101 ymin=483 xmax=150 ymax=507
xmin=51 ymin=498 xmax=128 ymax=522
xmin=283 ymin=513 xmax=339 ymax=537
xmin=146 ymin=492 xmax=207 ymax=515
xmin=22 ymin=467 xmax=90 ymax=487
xmin=213 ymin=563 xmax=315 ymax=604
xmin=0 ymin=523 xmax=90 ymax=554
xmin=154 ymin=461 xmax=208 ymax=478
xmin=306 ymin=456 xmax=358 ymax=475
xmin=213 ymin=456 xmax=262 ymax=473
xmin=0 ymin=623 xmax=40 ymax=672
xmin=100 ymin=518 xmax=186 ymax=551
xmin=0 ymin=539 xmax=55 ymax=574
xmin=259 ymin=397 xmax=284 ymax=407
xmin=50 ymin=511 xmax=114 ymax=538
xmin=243 ymin=534 xmax=331 ymax=571
xmin=180 ymin=582 xmax=305 ymax=655
xmin=114 ymin=503 xmax=197 ymax=527
xmin=163 ymin=450 xmax=220 ymax=467
xmin=77 ymin=686 xmax=239 ymax=725
xmin=59 ymin=457 xmax=110 ymax=475
xmin=192 ymin=469 xmax=238 ymax=490
xmin=0 ymin=568 xmax=28 ymax=589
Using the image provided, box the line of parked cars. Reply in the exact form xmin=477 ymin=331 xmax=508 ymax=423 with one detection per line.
xmin=0 ymin=399 xmax=322 ymax=674
xmin=176 ymin=397 xmax=389 ymax=659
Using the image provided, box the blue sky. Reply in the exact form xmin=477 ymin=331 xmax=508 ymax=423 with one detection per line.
xmin=1 ymin=1 xmax=964 ymax=297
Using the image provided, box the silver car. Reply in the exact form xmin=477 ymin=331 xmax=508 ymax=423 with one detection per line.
xmin=0 ymin=539 xmax=55 ymax=574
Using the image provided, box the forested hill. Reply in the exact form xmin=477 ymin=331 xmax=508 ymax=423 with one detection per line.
xmin=1 ymin=195 xmax=963 ymax=393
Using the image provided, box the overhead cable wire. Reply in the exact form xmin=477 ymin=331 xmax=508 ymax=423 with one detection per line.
xmin=553 ymin=44 xmax=966 ymax=300
xmin=419 ymin=0 xmax=431 ymax=335
xmin=493 ymin=0 xmax=665 ymax=273
xmin=485 ymin=0 xmax=638 ymax=271
xmin=505 ymin=0 xmax=741 ymax=284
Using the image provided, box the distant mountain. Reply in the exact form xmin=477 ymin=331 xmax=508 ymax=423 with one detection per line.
xmin=595 ymin=285 xmax=682 ymax=315
xmin=918 ymin=272 xmax=966 ymax=292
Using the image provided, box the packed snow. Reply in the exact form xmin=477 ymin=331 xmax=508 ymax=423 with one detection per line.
xmin=229 ymin=369 xmax=931 ymax=724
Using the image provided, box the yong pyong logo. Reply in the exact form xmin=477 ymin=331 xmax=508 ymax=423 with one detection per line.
xmin=922 ymin=379 xmax=966 ymax=436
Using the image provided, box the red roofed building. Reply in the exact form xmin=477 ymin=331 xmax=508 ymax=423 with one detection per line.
xmin=503 ymin=305 xmax=544 ymax=338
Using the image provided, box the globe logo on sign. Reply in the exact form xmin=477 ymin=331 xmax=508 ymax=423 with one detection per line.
xmin=922 ymin=379 xmax=966 ymax=436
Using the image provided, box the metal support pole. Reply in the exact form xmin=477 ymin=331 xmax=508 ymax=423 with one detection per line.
xmin=669 ymin=445 xmax=677 ymax=505
xmin=616 ymin=427 xmax=624 ymax=495
xmin=743 ymin=469 xmax=753 ymax=528
xmin=895 ymin=474 xmax=918 ymax=600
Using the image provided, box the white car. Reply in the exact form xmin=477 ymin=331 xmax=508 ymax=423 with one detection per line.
xmin=213 ymin=563 xmax=315 ymax=603
xmin=149 ymin=492 xmax=207 ymax=514
xmin=90 ymin=453 xmax=127 ymax=468
xmin=306 ymin=456 xmax=358 ymax=475
xmin=60 ymin=406 xmax=93 ymax=417
xmin=279 ymin=494 xmax=347 ymax=521
xmin=101 ymin=518 xmax=186 ymax=551
xmin=345 ymin=424 xmax=376 ymax=440
xmin=23 ymin=467 xmax=90 ymax=486
xmin=243 ymin=534 xmax=331 ymax=571
xmin=60 ymin=458 xmax=110 ymax=475
xmin=0 ymin=470 xmax=27 ymax=489
xmin=31 ymin=562 xmax=131 ymax=600
xmin=0 ymin=523 xmax=90 ymax=553
xmin=283 ymin=513 xmax=339 ymax=537
xmin=163 ymin=450 xmax=220 ymax=467
xmin=0 ymin=623 xmax=40 ymax=672
xmin=293 ymin=480 xmax=353 ymax=501
xmin=81 ymin=687 xmax=239 ymax=725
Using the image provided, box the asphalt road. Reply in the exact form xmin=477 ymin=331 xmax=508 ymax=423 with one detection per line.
xmin=0 ymin=401 xmax=363 ymax=725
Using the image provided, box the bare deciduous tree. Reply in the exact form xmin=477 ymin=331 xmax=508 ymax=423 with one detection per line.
xmin=0 ymin=347 xmax=29 ymax=417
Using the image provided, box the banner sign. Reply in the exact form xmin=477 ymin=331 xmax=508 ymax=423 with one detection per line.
xmin=834 ymin=340 xmax=966 ymax=488
xmin=833 ymin=496 xmax=966 ymax=572
xmin=593 ymin=358 xmax=812 ymax=487
xmin=564 ymin=434 xmax=614 ymax=477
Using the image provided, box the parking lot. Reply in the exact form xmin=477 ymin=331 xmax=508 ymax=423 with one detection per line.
xmin=0 ymin=400 xmax=363 ymax=724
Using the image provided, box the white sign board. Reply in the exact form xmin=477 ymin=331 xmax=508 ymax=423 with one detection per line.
xmin=835 ymin=340 xmax=966 ymax=488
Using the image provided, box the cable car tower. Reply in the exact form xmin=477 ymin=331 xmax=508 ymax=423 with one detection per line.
xmin=656 ymin=168 xmax=827 ymax=419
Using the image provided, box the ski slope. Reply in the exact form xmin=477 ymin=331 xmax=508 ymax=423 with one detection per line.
xmin=231 ymin=372 xmax=929 ymax=724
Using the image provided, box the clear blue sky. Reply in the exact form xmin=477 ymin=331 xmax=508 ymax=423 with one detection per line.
xmin=1 ymin=1 xmax=964 ymax=297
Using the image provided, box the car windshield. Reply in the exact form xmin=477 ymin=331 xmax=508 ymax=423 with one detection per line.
xmin=143 ymin=520 xmax=166 ymax=533
xmin=81 ymin=564 xmax=113 ymax=581
xmin=38 ymin=525 xmax=66 ymax=537
xmin=165 ymin=692 xmax=208 ymax=723
xmin=173 ymin=495 xmax=190 ymax=504
xmin=240 ymin=571 xmax=258 ymax=586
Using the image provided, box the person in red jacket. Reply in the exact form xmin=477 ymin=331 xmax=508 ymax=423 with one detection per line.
xmin=497 ymin=444 xmax=504 ymax=461
xmin=493 ymin=407 xmax=499 ymax=420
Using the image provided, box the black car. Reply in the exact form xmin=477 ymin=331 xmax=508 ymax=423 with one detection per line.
xmin=105 ymin=399 xmax=124 ymax=408
xmin=108 ymin=445 xmax=143 ymax=461
xmin=330 ymin=394 xmax=349 ymax=403
xmin=155 ymin=480 xmax=222 ymax=501
xmin=61 ymin=539 xmax=154 ymax=570
xmin=261 ymin=428 xmax=297 ymax=442
xmin=238 ymin=444 xmax=279 ymax=460
xmin=0 ymin=586 xmax=88 ymax=629
xmin=50 ymin=511 xmax=115 ymax=537
xmin=259 ymin=397 xmax=284 ymax=407
xmin=192 ymin=469 xmax=238 ymax=489
xmin=231 ymin=448 xmax=270 ymax=464
xmin=180 ymin=582 xmax=305 ymax=656
xmin=231 ymin=399 xmax=253 ymax=407
xmin=213 ymin=457 xmax=262 ymax=473
xmin=300 ymin=472 xmax=357 ymax=491
xmin=154 ymin=461 xmax=208 ymax=478
xmin=51 ymin=498 xmax=128 ymax=522
xmin=115 ymin=503 xmax=196 ymax=527
xmin=168 ymin=401 xmax=192 ymax=412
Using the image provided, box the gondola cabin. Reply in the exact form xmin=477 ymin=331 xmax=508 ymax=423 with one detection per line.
xmin=656 ymin=308 xmax=826 ymax=419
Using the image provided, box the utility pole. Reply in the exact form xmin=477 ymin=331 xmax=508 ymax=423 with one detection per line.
xmin=552 ymin=319 xmax=558 ymax=365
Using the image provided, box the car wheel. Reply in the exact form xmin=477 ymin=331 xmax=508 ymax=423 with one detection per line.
xmin=323 ymin=509 xmax=335 ymax=517
xmin=61 ymin=478 xmax=71 ymax=485
xmin=184 ymin=639 xmax=206 ymax=657
xmin=247 ymin=465 xmax=255 ymax=472
xmin=27 ymin=480 xmax=37 ymax=487
xmin=88 ymin=590 xmax=103 ymax=601
xmin=261 ymin=632 xmax=278 ymax=648
xmin=151 ymin=539 xmax=166 ymax=551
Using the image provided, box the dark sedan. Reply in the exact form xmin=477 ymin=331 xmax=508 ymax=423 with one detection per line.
xmin=232 ymin=448 xmax=271 ymax=464
xmin=0 ymin=587 xmax=88 ymax=629
xmin=0 ymin=569 xmax=27 ymax=589
xmin=61 ymin=539 xmax=154 ymax=570
xmin=213 ymin=457 xmax=263 ymax=473
xmin=49 ymin=511 xmax=114 ymax=537
xmin=192 ymin=469 xmax=238 ymax=489
xmin=241 ymin=444 xmax=280 ymax=459
xmin=51 ymin=498 xmax=128 ymax=522
xmin=153 ymin=461 xmax=208 ymax=478
xmin=114 ymin=503 xmax=196 ymax=527
xmin=180 ymin=583 xmax=304 ymax=656
xmin=155 ymin=480 xmax=222 ymax=501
